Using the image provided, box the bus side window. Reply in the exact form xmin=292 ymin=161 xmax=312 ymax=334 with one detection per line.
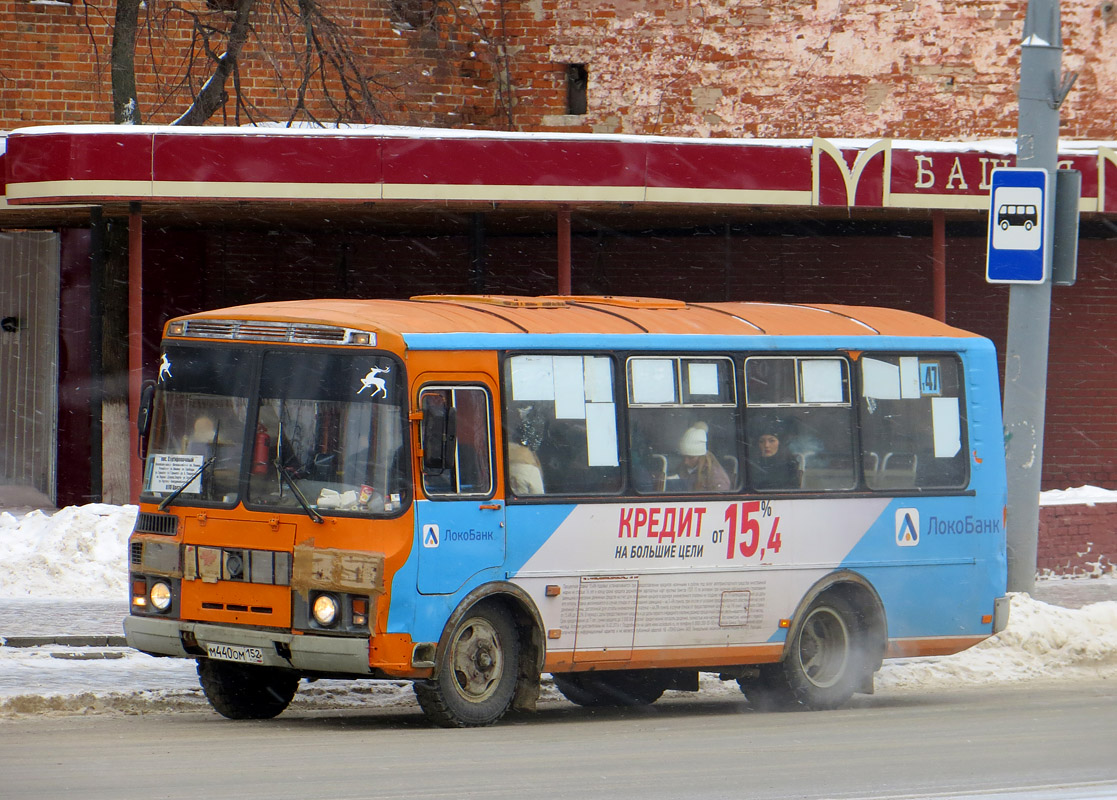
xmin=626 ymin=356 xmax=738 ymax=495
xmin=860 ymin=355 xmax=968 ymax=490
xmin=744 ymin=357 xmax=856 ymax=492
xmin=502 ymin=355 xmax=622 ymax=496
xmin=420 ymin=386 xmax=493 ymax=498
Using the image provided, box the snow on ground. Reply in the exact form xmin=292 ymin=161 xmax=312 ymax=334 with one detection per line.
xmin=875 ymin=592 xmax=1117 ymax=690
xmin=1 ymin=499 xmax=1116 ymax=717
xmin=0 ymin=504 xmax=137 ymax=600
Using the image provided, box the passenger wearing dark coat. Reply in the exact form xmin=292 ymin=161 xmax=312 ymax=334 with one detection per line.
xmin=750 ymin=426 xmax=801 ymax=490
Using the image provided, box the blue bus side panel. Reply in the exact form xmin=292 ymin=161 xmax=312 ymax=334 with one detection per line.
xmin=387 ymin=335 xmax=1007 ymax=658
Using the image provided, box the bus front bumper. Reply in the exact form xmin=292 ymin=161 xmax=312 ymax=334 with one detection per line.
xmin=124 ymin=615 xmax=371 ymax=675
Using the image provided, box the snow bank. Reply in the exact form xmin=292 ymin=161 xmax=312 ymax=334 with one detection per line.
xmin=0 ymin=504 xmax=137 ymax=600
xmin=878 ymin=593 xmax=1117 ymax=689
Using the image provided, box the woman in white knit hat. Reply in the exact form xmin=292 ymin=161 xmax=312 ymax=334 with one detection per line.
xmin=677 ymin=421 xmax=731 ymax=492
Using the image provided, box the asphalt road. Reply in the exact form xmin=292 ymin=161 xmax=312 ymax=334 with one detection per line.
xmin=2 ymin=680 xmax=1115 ymax=800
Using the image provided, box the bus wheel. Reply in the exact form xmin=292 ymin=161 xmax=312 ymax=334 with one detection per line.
xmin=196 ymin=659 xmax=299 ymax=720
xmin=414 ymin=603 xmax=519 ymax=727
xmin=553 ymin=670 xmax=667 ymax=707
xmin=782 ymin=594 xmax=866 ymax=710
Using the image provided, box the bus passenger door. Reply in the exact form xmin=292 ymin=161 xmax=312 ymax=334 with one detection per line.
xmin=415 ymin=383 xmax=505 ymax=595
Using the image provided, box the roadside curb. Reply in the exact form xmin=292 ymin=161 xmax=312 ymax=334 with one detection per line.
xmin=0 ymin=635 xmax=128 ymax=648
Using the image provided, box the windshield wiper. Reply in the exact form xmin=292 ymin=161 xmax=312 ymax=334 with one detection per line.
xmin=274 ymin=460 xmax=324 ymax=524
xmin=157 ymin=457 xmax=215 ymax=511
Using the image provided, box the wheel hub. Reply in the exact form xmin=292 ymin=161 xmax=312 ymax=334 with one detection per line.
xmin=450 ymin=619 xmax=504 ymax=702
xmin=797 ymin=606 xmax=851 ymax=690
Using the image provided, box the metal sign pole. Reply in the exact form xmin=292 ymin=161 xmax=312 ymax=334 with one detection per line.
xmin=1003 ymin=0 xmax=1066 ymax=592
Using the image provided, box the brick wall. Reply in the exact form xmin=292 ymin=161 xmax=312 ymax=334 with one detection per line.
xmin=1039 ymin=503 xmax=1117 ymax=576
xmin=3 ymin=1 xmax=1116 ymax=137
xmin=0 ymin=0 xmax=525 ymax=128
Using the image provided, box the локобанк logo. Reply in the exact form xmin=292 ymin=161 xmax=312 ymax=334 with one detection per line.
xmin=895 ymin=508 xmax=919 ymax=547
xmin=422 ymin=523 xmax=440 ymax=548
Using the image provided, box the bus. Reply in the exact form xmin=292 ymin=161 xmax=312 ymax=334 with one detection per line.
xmin=124 ymin=295 xmax=1008 ymax=727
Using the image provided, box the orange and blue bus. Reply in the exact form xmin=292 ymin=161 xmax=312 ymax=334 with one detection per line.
xmin=125 ymin=295 xmax=1008 ymax=726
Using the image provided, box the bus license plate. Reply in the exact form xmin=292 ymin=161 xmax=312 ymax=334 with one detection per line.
xmin=206 ymin=642 xmax=265 ymax=665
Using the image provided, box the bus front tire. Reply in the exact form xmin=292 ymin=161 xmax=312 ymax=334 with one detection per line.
xmin=552 ymin=670 xmax=667 ymax=707
xmin=414 ymin=602 xmax=520 ymax=727
xmin=739 ymin=593 xmax=868 ymax=711
xmin=197 ymin=659 xmax=299 ymax=720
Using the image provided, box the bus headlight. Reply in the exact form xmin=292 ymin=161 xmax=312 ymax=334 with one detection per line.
xmin=149 ymin=581 xmax=173 ymax=613
xmin=312 ymin=593 xmax=340 ymax=627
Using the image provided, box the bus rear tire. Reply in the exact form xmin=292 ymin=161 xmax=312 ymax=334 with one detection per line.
xmin=741 ymin=593 xmax=868 ymax=711
xmin=552 ymin=670 xmax=667 ymax=707
xmin=414 ymin=602 xmax=519 ymax=727
xmin=197 ymin=659 xmax=299 ymax=720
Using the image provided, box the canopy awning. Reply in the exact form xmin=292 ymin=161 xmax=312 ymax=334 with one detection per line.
xmin=3 ymin=125 xmax=1115 ymax=227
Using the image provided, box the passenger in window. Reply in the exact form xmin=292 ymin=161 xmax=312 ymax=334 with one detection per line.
xmin=678 ymin=422 xmax=731 ymax=492
xmin=185 ymin=414 xmax=219 ymax=455
xmin=507 ymin=406 xmax=545 ymax=495
xmin=508 ymin=440 xmax=544 ymax=495
xmin=749 ymin=422 xmax=802 ymax=490
xmin=186 ymin=413 xmax=242 ymax=473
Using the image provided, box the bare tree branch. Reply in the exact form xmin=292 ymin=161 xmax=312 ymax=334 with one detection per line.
xmin=173 ymin=0 xmax=255 ymax=126
xmin=289 ymin=0 xmax=387 ymax=125
xmin=94 ymin=0 xmax=511 ymax=129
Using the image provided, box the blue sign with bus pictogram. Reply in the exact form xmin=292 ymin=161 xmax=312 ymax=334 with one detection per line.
xmin=986 ymin=167 xmax=1050 ymax=284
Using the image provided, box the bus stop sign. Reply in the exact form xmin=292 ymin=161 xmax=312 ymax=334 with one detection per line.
xmin=986 ymin=167 xmax=1050 ymax=284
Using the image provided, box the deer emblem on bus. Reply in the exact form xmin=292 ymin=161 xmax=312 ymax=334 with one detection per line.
xmin=357 ymin=365 xmax=390 ymax=398
xmin=158 ymin=353 xmax=172 ymax=382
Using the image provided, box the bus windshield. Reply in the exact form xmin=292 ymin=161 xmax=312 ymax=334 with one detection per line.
xmin=247 ymin=350 xmax=408 ymax=516
xmin=141 ymin=345 xmax=408 ymax=516
xmin=141 ymin=345 xmax=254 ymax=505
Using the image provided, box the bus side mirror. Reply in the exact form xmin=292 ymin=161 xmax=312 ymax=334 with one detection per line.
xmin=137 ymin=380 xmax=156 ymax=459
xmin=421 ymin=397 xmax=456 ymax=474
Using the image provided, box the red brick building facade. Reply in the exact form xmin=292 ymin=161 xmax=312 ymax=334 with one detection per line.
xmin=4 ymin=1 xmax=1117 ymax=137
